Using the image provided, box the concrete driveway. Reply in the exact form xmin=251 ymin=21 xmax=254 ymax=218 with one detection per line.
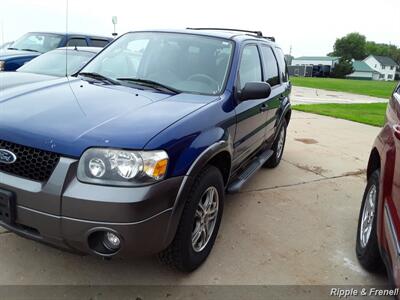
xmin=0 ymin=111 xmax=388 ymax=298
xmin=291 ymin=86 xmax=388 ymax=104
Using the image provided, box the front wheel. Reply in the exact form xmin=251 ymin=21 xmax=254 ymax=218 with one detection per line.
xmin=159 ymin=165 xmax=224 ymax=272
xmin=264 ymin=119 xmax=287 ymax=168
xmin=356 ymin=169 xmax=383 ymax=272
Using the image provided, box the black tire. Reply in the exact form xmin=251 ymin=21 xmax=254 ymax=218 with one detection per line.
xmin=159 ymin=165 xmax=224 ymax=272
xmin=263 ymin=119 xmax=287 ymax=168
xmin=356 ymin=169 xmax=383 ymax=272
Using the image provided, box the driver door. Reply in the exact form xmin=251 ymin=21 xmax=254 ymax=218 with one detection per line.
xmin=232 ymin=44 xmax=270 ymax=166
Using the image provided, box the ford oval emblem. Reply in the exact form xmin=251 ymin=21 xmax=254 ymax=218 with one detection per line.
xmin=0 ymin=149 xmax=17 ymax=164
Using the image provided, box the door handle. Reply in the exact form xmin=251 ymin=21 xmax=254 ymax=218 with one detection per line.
xmin=394 ymin=125 xmax=400 ymax=140
xmin=260 ymin=103 xmax=269 ymax=112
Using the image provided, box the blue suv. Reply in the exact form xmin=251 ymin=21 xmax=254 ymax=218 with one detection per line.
xmin=0 ymin=29 xmax=291 ymax=271
xmin=0 ymin=32 xmax=112 ymax=71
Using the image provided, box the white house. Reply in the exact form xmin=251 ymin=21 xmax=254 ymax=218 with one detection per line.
xmin=364 ymin=55 xmax=399 ymax=81
xmin=291 ymin=56 xmax=340 ymax=68
xmin=347 ymin=60 xmax=380 ymax=80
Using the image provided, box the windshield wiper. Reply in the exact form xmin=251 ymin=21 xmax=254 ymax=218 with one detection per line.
xmin=79 ymin=72 xmax=121 ymax=85
xmin=21 ymin=48 xmax=40 ymax=52
xmin=7 ymin=47 xmax=18 ymax=50
xmin=117 ymin=78 xmax=180 ymax=94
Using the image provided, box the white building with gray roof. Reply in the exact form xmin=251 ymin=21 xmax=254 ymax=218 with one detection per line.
xmin=364 ymin=55 xmax=399 ymax=81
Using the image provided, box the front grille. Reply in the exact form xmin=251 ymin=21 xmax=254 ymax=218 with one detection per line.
xmin=0 ymin=140 xmax=60 ymax=182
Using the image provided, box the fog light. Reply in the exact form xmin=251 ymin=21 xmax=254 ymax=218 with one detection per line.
xmin=102 ymin=232 xmax=121 ymax=251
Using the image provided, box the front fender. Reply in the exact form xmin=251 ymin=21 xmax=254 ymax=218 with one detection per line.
xmin=174 ymin=127 xmax=233 ymax=178
xmin=144 ymin=95 xmax=236 ymax=178
xmin=162 ymin=138 xmax=233 ymax=247
xmin=273 ymin=101 xmax=291 ymax=142
xmin=145 ymin=97 xmax=236 ymax=247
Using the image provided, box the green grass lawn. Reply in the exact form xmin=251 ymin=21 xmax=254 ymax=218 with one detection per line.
xmin=293 ymin=103 xmax=387 ymax=127
xmin=291 ymin=77 xmax=397 ymax=99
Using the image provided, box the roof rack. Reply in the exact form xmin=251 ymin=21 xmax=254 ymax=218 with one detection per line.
xmin=186 ymin=27 xmax=275 ymax=42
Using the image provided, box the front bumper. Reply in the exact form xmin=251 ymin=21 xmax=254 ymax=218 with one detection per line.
xmin=0 ymin=157 xmax=185 ymax=257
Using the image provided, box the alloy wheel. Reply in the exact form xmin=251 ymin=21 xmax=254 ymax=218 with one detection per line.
xmin=276 ymin=126 xmax=285 ymax=159
xmin=192 ymin=186 xmax=219 ymax=252
xmin=360 ymin=184 xmax=377 ymax=248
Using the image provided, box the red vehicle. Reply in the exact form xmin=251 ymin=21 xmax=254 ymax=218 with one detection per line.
xmin=356 ymin=82 xmax=400 ymax=286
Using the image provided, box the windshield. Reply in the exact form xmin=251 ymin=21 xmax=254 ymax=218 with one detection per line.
xmin=10 ymin=33 xmax=63 ymax=53
xmin=18 ymin=49 xmax=96 ymax=77
xmin=80 ymin=32 xmax=234 ymax=95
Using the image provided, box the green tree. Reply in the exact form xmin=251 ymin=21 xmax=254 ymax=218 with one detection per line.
xmin=365 ymin=41 xmax=400 ymax=64
xmin=330 ymin=33 xmax=367 ymax=60
xmin=330 ymin=58 xmax=354 ymax=78
xmin=330 ymin=32 xmax=400 ymax=65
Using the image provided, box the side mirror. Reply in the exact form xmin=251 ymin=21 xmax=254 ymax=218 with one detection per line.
xmin=240 ymin=82 xmax=271 ymax=101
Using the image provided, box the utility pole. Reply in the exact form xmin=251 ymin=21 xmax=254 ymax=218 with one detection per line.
xmin=1 ymin=19 xmax=4 ymax=45
xmin=112 ymin=16 xmax=118 ymax=37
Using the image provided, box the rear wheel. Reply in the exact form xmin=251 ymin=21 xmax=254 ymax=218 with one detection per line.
xmin=159 ymin=165 xmax=224 ymax=272
xmin=356 ymin=169 xmax=383 ymax=272
xmin=264 ymin=119 xmax=287 ymax=168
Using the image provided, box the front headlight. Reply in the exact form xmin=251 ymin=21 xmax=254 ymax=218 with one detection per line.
xmin=0 ymin=61 xmax=5 ymax=71
xmin=77 ymin=148 xmax=169 ymax=186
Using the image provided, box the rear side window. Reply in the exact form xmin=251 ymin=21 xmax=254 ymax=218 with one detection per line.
xmin=274 ymin=47 xmax=289 ymax=82
xmin=67 ymin=38 xmax=88 ymax=47
xmin=90 ymin=39 xmax=110 ymax=47
xmin=238 ymin=45 xmax=262 ymax=89
xmin=260 ymin=45 xmax=280 ymax=87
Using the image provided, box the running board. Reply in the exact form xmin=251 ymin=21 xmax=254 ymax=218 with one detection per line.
xmin=227 ymin=149 xmax=274 ymax=193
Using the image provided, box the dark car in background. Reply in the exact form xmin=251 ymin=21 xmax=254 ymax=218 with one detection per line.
xmin=0 ymin=32 xmax=112 ymax=71
xmin=0 ymin=47 xmax=101 ymax=91
xmin=356 ymin=82 xmax=400 ymax=291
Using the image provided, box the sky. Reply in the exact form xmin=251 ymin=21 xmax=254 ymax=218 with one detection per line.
xmin=1 ymin=0 xmax=399 ymax=57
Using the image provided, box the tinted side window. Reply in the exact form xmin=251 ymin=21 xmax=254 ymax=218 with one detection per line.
xmin=67 ymin=38 xmax=88 ymax=47
xmin=90 ymin=39 xmax=110 ymax=47
xmin=260 ymin=45 xmax=280 ymax=86
xmin=238 ymin=45 xmax=262 ymax=89
xmin=274 ymin=47 xmax=289 ymax=82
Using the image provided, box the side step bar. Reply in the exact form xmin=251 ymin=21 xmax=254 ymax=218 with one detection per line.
xmin=227 ymin=149 xmax=274 ymax=193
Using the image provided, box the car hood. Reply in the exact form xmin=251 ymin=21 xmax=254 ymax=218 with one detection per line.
xmin=0 ymin=49 xmax=41 ymax=60
xmin=0 ymin=77 xmax=218 ymax=157
xmin=0 ymin=72 xmax=57 ymax=90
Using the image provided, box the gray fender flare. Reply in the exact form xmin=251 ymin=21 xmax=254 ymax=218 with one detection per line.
xmin=162 ymin=140 xmax=232 ymax=247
